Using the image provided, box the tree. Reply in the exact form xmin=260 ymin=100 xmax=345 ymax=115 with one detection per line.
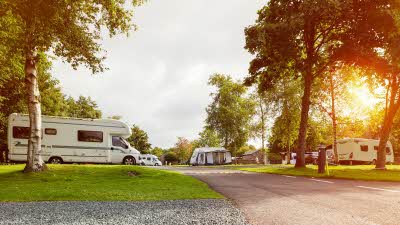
xmin=267 ymin=78 xmax=301 ymax=163
xmin=1 ymin=0 xmax=144 ymax=172
xmin=249 ymin=87 xmax=277 ymax=164
xmin=206 ymin=74 xmax=255 ymax=156
xmin=126 ymin=125 xmax=152 ymax=153
xmin=333 ymin=1 xmax=400 ymax=169
xmin=173 ymin=137 xmax=193 ymax=164
xmin=194 ymin=127 xmax=221 ymax=148
xmin=244 ymin=1 xmax=352 ymax=167
xmin=314 ymin=67 xmax=357 ymax=164
xmin=65 ymin=96 xmax=102 ymax=119
xmin=151 ymin=147 xmax=164 ymax=158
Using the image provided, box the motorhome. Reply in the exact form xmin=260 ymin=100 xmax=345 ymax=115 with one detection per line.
xmin=327 ymin=138 xmax=394 ymax=164
xmin=190 ymin=147 xmax=232 ymax=166
xmin=139 ymin=154 xmax=162 ymax=166
xmin=8 ymin=113 xmax=140 ymax=165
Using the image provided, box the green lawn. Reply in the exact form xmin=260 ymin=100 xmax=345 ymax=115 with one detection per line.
xmin=0 ymin=164 xmax=222 ymax=202
xmin=238 ymin=164 xmax=400 ymax=182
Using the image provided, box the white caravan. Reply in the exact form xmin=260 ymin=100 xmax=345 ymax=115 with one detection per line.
xmin=190 ymin=147 xmax=232 ymax=166
xmin=139 ymin=154 xmax=162 ymax=166
xmin=8 ymin=113 xmax=140 ymax=165
xmin=329 ymin=138 xmax=394 ymax=164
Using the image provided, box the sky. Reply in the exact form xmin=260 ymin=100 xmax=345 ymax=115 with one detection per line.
xmin=51 ymin=0 xmax=266 ymax=148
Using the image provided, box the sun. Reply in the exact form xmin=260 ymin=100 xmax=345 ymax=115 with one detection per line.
xmin=347 ymin=83 xmax=383 ymax=109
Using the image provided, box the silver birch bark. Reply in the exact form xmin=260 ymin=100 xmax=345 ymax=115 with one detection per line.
xmin=24 ymin=50 xmax=46 ymax=172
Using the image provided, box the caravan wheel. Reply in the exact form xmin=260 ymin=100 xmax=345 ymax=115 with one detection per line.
xmin=371 ymin=159 xmax=377 ymax=165
xmin=123 ymin=156 xmax=136 ymax=165
xmin=48 ymin=157 xmax=63 ymax=164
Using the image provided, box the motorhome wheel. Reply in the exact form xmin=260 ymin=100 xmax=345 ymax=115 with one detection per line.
xmin=123 ymin=156 xmax=136 ymax=165
xmin=48 ymin=157 xmax=63 ymax=164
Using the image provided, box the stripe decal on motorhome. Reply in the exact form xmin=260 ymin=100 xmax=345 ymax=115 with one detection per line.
xmin=19 ymin=119 xmax=125 ymax=128
xmin=14 ymin=143 xmax=125 ymax=152
xmin=9 ymin=153 xmax=107 ymax=158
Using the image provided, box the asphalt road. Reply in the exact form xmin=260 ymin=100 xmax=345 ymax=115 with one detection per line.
xmin=162 ymin=166 xmax=400 ymax=225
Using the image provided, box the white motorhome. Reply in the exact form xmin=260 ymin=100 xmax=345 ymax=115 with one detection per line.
xmin=190 ymin=147 xmax=232 ymax=166
xmin=139 ymin=154 xmax=162 ymax=166
xmin=328 ymin=138 xmax=394 ymax=164
xmin=8 ymin=113 xmax=140 ymax=165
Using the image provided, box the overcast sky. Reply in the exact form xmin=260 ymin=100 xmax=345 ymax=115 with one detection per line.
xmin=52 ymin=0 xmax=266 ymax=148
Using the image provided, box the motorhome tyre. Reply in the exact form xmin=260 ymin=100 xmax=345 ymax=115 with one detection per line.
xmin=123 ymin=156 xmax=136 ymax=165
xmin=48 ymin=157 xmax=63 ymax=164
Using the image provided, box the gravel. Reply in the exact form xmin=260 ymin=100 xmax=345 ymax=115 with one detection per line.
xmin=0 ymin=199 xmax=249 ymax=225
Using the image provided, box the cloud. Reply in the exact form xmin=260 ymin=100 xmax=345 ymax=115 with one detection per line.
xmin=51 ymin=0 xmax=265 ymax=148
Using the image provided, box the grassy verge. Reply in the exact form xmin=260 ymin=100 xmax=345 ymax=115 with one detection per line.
xmin=0 ymin=164 xmax=222 ymax=202
xmin=238 ymin=164 xmax=400 ymax=182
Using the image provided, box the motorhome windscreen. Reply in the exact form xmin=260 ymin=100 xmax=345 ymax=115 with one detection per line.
xmin=112 ymin=136 xmax=128 ymax=149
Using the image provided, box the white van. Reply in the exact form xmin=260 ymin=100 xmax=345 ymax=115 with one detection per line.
xmin=330 ymin=138 xmax=394 ymax=164
xmin=8 ymin=113 xmax=140 ymax=165
xmin=139 ymin=154 xmax=162 ymax=166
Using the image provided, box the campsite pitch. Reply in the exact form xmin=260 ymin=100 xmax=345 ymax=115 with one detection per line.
xmin=0 ymin=164 xmax=222 ymax=202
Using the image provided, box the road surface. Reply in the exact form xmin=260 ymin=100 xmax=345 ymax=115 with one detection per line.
xmin=162 ymin=166 xmax=400 ymax=225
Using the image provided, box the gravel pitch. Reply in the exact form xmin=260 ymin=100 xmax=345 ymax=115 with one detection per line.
xmin=0 ymin=199 xmax=248 ymax=225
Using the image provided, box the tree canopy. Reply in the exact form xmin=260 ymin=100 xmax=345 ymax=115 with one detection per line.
xmin=206 ymin=74 xmax=255 ymax=155
xmin=126 ymin=125 xmax=152 ymax=153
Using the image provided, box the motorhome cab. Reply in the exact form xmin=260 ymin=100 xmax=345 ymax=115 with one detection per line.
xmin=329 ymin=138 xmax=394 ymax=165
xmin=8 ymin=113 xmax=140 ymax=165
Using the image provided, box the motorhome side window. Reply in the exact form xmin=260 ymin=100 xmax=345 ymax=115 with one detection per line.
xmin=112 ymin=136 xmax=128 ymax=149
xmin=360 ymin=145 xmax=368 ymax=152
xmin=13 ymin=126 xmax=30 ymax=139
xmin=78 ymin=130 xmax=103 ymax=142
xmin=45 ymin=128 xmax=57 ymax=135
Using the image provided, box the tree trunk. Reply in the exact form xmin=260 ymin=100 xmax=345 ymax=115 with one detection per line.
xmin=295 ymin=74 xmax=313 ymax=168
xmin=296 ymin=18 xmax=315 ymax=168
xmin=330 ymin=75 xmax=338 ymax=164
xmin=24 ymin=50 xmax=46 ymax=173
xmin=287 ymin=120 xmax=291 ymax=164
xmin=259 ymin=95 xmax=267 ymax=165
xmin=376 ymin=76 xmax=400 ymax=169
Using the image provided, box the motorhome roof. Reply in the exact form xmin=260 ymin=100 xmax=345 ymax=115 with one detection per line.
xmin=9 ymin=113 xmax=131 ymax=137
xmin=193 ymin=147 xmax=228 ymax=153
xmin=337 ymin=138 xmax=379 ymax=143
xmin=10 ymin=113 xmax=126 ymax=126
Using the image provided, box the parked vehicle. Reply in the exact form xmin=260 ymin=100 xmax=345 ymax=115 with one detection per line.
xmin=190 ymin=147 xmax=232 ymax=166
xmin=288 ymin=152 xmax=318 ymax=165
xmin=8 ymin=113 xmax=140 ymax=165
xmin=327 ymin=138 xmax=394 ymax=165
xmin=139 ymin=154 xmax=162 ymax=166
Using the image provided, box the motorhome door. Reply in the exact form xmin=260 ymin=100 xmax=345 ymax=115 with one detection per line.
xmin=111 ymin=136 xmax=128 ymax=163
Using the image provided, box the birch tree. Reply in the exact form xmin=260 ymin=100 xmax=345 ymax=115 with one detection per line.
xmin=1 ymin=0 xmax=145 ymax=172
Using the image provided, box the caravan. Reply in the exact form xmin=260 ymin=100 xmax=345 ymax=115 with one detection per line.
xmin=190 ymin=147 xmax=232 ymax=166
xmin=8 ymin=113 xmax=140 ymax=165
xmin=327 ymin=138 xmax=394 ymax=164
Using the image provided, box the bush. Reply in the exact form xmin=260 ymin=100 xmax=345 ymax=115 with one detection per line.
xmin=267 ymin=152 xmax=282 ymax=161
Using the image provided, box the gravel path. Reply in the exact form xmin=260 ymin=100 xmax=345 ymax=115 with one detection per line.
xmin=0 ymin=199 xmax=248 ymax=225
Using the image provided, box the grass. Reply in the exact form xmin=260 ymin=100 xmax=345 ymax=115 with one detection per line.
xmin=238 ymin=164 xmax=400 ymax=182
xmin=0 ymin=164 xmax=222 ymax=202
